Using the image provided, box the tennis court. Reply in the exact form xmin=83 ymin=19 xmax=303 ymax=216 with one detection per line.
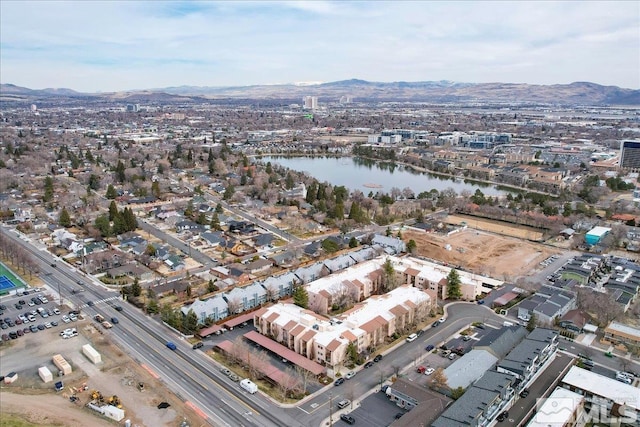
xmin=0 ymin=262 xmax=22 ymax=293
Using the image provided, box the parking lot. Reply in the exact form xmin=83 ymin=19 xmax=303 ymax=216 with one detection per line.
xmin=0 ymin=289 xmax=78 ymax=343
xmin=334 ymin=388 xmax=408 ymax=427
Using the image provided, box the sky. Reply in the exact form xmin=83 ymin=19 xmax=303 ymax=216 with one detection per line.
xmin=1 ymin=1 xmax=639 ymax=92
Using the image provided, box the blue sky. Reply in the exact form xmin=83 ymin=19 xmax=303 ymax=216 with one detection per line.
xmin=1 ymin=1 xmax=638 ymax=92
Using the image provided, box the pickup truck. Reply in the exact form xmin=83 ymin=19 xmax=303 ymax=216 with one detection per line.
xmin=94 ymin=314 xmax=105 ymax=322
xmin=101 ymin=321 xmax=113 ymax=329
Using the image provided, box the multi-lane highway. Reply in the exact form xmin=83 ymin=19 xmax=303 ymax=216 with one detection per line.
xmin=1 ymin=225 xmax=302 ymax=427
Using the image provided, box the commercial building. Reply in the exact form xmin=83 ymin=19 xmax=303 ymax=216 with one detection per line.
xmin=620 ymin=140 xmax=640 ymax=170
xmin=303 ymin=96 xmax=318 ymax=109
xmin=526 ymin=387 xmax=585 ymax=427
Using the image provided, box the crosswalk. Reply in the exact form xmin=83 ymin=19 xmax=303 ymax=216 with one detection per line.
xmin=78 ymin=296 xmax=119 ymax=309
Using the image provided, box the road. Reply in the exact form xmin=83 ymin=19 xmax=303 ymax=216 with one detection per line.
xmin=1 ymin=225 xmax=300 ymax=427
xmin=292 ymin=302 xmax=506 ymax=427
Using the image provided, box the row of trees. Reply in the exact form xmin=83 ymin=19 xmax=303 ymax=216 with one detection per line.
xmin=93 ymin=202 xmax=138 ymax=237
xmin=0 ymin=230 xmax=39 ymax=280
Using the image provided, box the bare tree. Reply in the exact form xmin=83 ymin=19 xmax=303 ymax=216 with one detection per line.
xmin=295 ymin=365 xmax=316 ymax=396
xmin=430 ymin=367 xmax=449 ymax=390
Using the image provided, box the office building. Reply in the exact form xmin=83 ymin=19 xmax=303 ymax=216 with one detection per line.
xmin=620 ymin=140 xmax=640 ymax=170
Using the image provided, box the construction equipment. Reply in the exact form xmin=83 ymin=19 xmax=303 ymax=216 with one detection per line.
xmin=108 ymin=395 xmax=122 ymax=408
xmin=90 ymin=389 xmax=104 ymax=404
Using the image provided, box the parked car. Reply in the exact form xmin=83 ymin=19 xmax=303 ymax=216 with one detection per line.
xmin=337 ymin=399 xmax=350 ymax=409
xmin=340 ymin=414 xmax=355 ymax=425
xmin=425 ymin=344 xmax=435 ymax=352
xmin=364 ymin=361 xmax=374 ymax=369
xmin=519 ymin=389 xmax=530 ymax=398
xmin=334 ymin=378 xmax=345 ymax=386
xmin=497 ymin=411 xmax=509 ymax=422
xmin=425 ymin=367 xmax=435 ymax=375
xmin=373 ymin=354 xmax=383 ymax=362
xmin=345 ymin=371 xmax=356 ymax=380
xmin=192 ymin=342 xmax=204 ymax=350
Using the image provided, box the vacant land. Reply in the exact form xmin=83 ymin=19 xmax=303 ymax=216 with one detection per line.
xmin=405 ymin=226 xmax=556 ymax=279
xmin=0 ymin=320 xmax=198 ymax=427
xmin=445 ymin=214 xmax=545 ymax=241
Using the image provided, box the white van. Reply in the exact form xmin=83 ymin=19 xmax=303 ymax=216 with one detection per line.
xmin=406 ymin=333 xmax=418 ymax=342
xmin=240 ymin=378 xmax=258 ymax=394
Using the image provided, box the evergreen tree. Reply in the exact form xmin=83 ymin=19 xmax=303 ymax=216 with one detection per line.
xmin=115 ymin=160 xmax=126 ymax=183
xmin=306 ymin=182 xmax=317 ymax=204
xmin=106 ymin=184 xmax=117 ymax=199
xmin=94 ymin=214 xmax=111 ymax=237
xmin=348 ymin=237 xmax=359 ymax=248
xmin=196 ymin=212 xmax=207 ymax=225
xmin=151 ymin=181 xmax=161 ymax=199
xmin=112 ymin=212 xmax=127 ymax=235
xmin=210 ymin=212 xmax=221 ymax=230
xmin=184 ymin=309 xmax=199 ymax=334
xmin=292 ymin=283 xmax=309 ymax=308
xmin=223 ymin=185 xmax=235 ymax=201
xmin=109 ymin=201 xmax=118 ymax=221
xmin=526 ymin=314 xmax=537 ymax=332
xmin=215 ymin=203 xmax=223 ymax=214
xmin=131 ymin=277 xmax=142 ymax=297
xmin=406 ymin=239 xmax=417 ymax=254
xmin=88 ymin=174 xmax=101 ymax=190
xmin=123 ymin=207 xmax=137 ymax=231
xmin=446 ymin=269 xmax=462 ymax=300
xmin=43 ymin=176 xmax=54 ymax=202
xmin=59 ymin=207 xmax=71 ymax=227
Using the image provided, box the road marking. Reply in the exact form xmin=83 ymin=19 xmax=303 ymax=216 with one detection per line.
xmin=141 ymin=363 xmax=160 ymax=379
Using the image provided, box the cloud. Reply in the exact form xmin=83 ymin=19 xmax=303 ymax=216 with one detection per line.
xmin=1 ymin=1 xmax=638 ymax=91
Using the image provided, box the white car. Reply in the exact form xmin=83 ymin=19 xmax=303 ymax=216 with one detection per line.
xmin=61 ymin=315 xmax=70 ymax=323
xmin=424 ymin=367 xmax=435 ymax=375
xmin=53 ymin=308 xmax=60 ymax=315
xmin=438 ymin=317 xmax=447 ymax=323
xmin=44 ymin=322 xmax=52 ymax=329
xmin=345 ymin=371 xmax=356 ymax=380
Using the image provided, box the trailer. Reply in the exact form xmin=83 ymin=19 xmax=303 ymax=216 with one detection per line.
xmin=38 ymin=366 xmax=53 ymax=383
xmin=240 ymin=378 xmax=258 ymax=394
xmin=82 ymin=344 xmax=102 ymax=364
xmin=53 ymin=354 xmax=72 ymax=375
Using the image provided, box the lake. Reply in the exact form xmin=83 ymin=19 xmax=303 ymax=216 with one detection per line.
xmin=259 ymin=156 xmax=507 ymax=196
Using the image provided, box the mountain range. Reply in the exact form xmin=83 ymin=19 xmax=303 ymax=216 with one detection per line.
xmin=1 ymin=79 xmax=639 ymax=106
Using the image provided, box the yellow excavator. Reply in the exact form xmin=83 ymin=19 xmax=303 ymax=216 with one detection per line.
xmin=108 ymin=395 xmax=122 ymax=408
xmin=90 ymin=390 xmax=104 ymax=404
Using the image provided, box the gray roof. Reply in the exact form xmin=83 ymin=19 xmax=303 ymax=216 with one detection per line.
xmin=444 ymin=350 xmax=499 ymax=389
xmin=474 ymin=326 xmax=527 ymax=359
xmin=432 ymin=386 xmax=500 ymax=427
xmin=472 ymin=370 xmax=516 ymax=393
xmin=525 ymin=328 xmax=558 ymax=344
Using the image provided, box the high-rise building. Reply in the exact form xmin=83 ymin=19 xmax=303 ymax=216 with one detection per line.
xmin=619 ymin=140 xmax=640 ymax=170
xmin=126 ymin=104 xmax=140 ymax=112
xmin=303 ymin=96 xmax=318 ymax=109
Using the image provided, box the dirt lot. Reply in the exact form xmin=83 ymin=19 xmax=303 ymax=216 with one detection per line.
xmin=0 ymin=318 xmax=199 ymax=427
xmin=405 ymin=225 xmax=557 ymax=280
xmin=445 ymin=214 xmax=545 ymax=241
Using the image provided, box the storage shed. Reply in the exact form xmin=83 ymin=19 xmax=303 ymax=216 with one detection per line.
xmin=52 ymin=354 xmax=72 ymax=375
xmin=38 ymin=366 xmax=53 ymax=383
xmin=82 ymin=344 xmax=102 ymax=364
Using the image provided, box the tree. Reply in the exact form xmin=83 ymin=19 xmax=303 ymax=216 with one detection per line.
xmin=108 ymin=200 xmax=118 ymax=221
xmin=130 ymin=277 xmax=142 ymax=297
xmin=115 ymin=160 xmax=126 ymax=183
xmin=147 ymin=298 xmax=159 ymax=314
xmin=430 ymin=367 xmax=448 ymax=390
xmin=106 ymin=184 xmax=117 ymax=199
xmin=446 ymin=269 xmax=462 ymax=300
xmin=58 ymin=207 xmax=71 ymax=227
xmin=88 ymin=174 xmax=101 ymax=190
xmin=151 ymin=180 xmax=161 ymax=199
xmin=210 ymin=212 xmax=221 ymax=230
xmin=451 ymin=387 xmax=465 ymax=400
xmin=321 ymin=238 xmax=340 ymax=253
xmin=292 ymin=283 xmax=309 ymax=309
xmin=406 ymin=239 xmax=417 ymax=254
xmin=207 ymin=279 xmax=218 ymax=293
xmin=223 ymin=185 xmax=235 ymax=201
xmin=348 ymin=237 xmax=359 ymax=248
xmin=382 ymin=258 xmax=397 ymax=292
xmin=183 ymin=309 xmax=199 ymax=334
xmin=43 ymin=176 xmax=54 ymax=202
xmin=526 ymin=313 xmax=537 ymax=332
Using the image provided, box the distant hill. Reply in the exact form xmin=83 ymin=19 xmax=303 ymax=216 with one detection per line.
xmin=2 ymin=79 xmax=639 ymax=106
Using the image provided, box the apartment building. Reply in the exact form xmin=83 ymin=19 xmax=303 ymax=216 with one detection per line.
xmin=253 ymin=285 xmax=431 ymax=367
